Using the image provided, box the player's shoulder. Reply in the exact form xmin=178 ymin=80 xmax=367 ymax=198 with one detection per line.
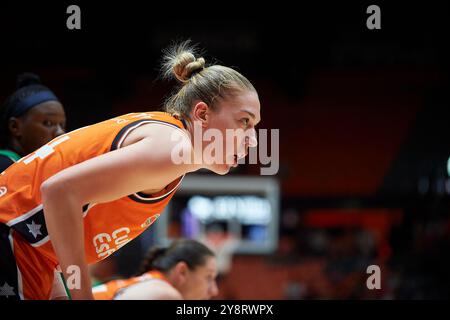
xmin=133 ymin=116 xmax=191 ymax=149
xmin=0 ymin=154 xmax=15 ymax=172
xmin=115 ymin=278 xmax=182 ymax=300
xmin=143 ymin=279 xmax=182 ymax=300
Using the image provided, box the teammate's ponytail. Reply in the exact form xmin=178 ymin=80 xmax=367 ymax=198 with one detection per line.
xmin=137 ymin=246 xmax=168 ymax=275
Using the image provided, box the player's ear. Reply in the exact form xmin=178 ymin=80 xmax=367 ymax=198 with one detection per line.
xmin=8 ymin=117 xmax=23 ymax=138
xmin=190 ymin=101 xmax=210 ymax=128
xmin=174 ymin=261 xmax=190 ymax=283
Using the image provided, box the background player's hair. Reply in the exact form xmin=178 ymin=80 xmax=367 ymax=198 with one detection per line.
xmin=160 ymin=39 xmax=256 ymax=120
xmin=0 ymin=72 xmax=59 ymax=148
xmin=137 ymin=239 xmax=215 ymax=275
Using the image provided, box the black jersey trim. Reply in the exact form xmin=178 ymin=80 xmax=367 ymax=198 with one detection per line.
xmin=110 ymin=118 xmax=186 ymax=151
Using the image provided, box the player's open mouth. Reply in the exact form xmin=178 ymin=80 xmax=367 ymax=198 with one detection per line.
xmin=232 ymin=154 xmax=238 ymax=167
xmin=232 ymin=153 xmax=246 ymax=167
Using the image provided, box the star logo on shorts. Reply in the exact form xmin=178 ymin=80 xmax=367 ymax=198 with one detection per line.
xmin=0 ymin=282 xmax=15 ymax=298
xmin=26 ymin=220 xmax=42 ymax=239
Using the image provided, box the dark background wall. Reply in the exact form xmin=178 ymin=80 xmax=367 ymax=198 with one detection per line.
xmin=1 ymin=1 xmax=448 ymax=198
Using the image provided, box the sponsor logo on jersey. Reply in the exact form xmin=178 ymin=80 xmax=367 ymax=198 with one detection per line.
xmin=93 ymin=227 xmax=131 ymax=259
xmin=141 ymin=214 xmax=160 ymax=228
xmin=0 ymin=186 xmax=7 ymax=197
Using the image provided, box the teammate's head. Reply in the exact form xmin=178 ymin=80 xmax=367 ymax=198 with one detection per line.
xmin=139 ymin=239 xmax=219 ymax=300
xmin=161 ymin=40 xmax=260 ymax=175
xmin=0 ymin=73 xmax=66 ymax=156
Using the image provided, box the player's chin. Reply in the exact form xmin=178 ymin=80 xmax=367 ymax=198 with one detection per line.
xmin=211 ymin=163 xmax=232 ymax=175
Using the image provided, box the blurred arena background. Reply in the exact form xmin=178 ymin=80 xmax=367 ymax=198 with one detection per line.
xmin=0 ymin=1 xmax=449 ymax=299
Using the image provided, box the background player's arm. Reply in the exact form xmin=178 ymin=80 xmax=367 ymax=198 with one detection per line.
xmin=41 ymin=125 xmax=194 ymax=300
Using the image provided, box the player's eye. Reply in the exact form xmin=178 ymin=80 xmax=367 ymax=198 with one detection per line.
xmin=43 ymin=120 xmax=54 ymax=127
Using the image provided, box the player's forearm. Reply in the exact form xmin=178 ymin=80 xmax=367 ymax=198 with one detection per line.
xmin=41 ymin=181 xmax=93 ymax=300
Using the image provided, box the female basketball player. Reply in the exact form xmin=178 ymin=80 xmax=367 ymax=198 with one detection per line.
xmin=0 ymin=73 xmax=66 ymax=172
xmin=0 ymin=40 xmax=260 ymax=300
xmin=93 ymin=239 xmax=218 ymax=300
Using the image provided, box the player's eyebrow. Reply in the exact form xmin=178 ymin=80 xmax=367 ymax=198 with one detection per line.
xmin=241 ymin=110 xmax=261 ymax=124
xmin=42 ymin=112 xmax=64 ymax=116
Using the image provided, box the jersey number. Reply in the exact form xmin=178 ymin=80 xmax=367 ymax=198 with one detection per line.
xmin=21 ymin=135 xmax=70 ymax=165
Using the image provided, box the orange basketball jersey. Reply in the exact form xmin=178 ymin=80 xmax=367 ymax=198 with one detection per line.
xmin=92 ymin=270 xmax=169 ymax=300
xmin=0 ymin=111 xmax=186 ymax=266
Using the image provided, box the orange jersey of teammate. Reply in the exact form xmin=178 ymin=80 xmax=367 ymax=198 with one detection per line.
xmin=0 ymin=112 xmax=186 ymax=299
xmin=92 ymin=270 xmax=169 ymax=300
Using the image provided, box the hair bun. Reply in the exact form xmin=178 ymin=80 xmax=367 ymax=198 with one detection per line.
xmin=173 ymin=53 xmax=205 ymax=83
xmin=161 ymin=40 xmax=206 ymax=84
xmin=16 ymin=72 xmax=42 ymax=89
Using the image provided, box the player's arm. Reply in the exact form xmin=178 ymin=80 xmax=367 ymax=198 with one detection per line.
xmin=50 ymin=270 xmax=70 ymax=300
xmin=41 ymin=125 xmax=194 ymax=300
xmin=114 ymin=280 xmax=183 ymax=300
